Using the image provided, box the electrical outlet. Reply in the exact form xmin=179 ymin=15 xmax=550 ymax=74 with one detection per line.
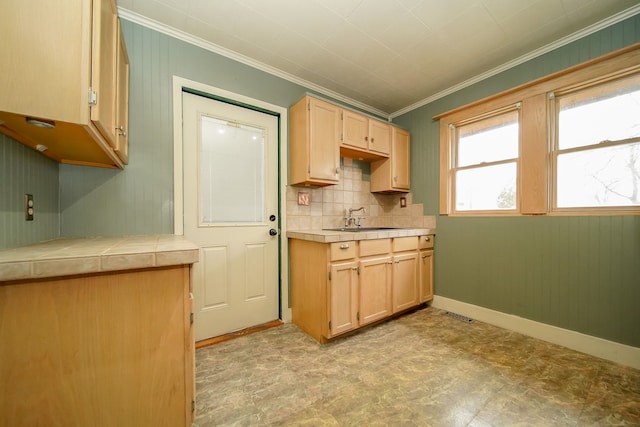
xmin=25 ymin=194 xmax=34 ymax=221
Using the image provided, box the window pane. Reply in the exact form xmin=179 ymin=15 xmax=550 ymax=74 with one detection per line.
xmin=200 ymin=116 xmax=265 ymax=224
xmin=557 ymin=142 xmax=640 ymax=208
xmin=558 ymin=76 xmax=640 ymax=150
xmin=456 ymin=163 xmax=517 ymax=211
xmin=457 ymin=110 xmax=519 ymax=167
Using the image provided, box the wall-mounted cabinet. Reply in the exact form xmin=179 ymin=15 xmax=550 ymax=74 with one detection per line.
xmin=341 ymin=109 xmax=391 ymax=160
xmin=371 ymin=126 xmax=411 ymax=193
xmin=0 ymin=0 xmax=129 ymax=169
xmin=289 ymin=96 xmax=341 ymax=186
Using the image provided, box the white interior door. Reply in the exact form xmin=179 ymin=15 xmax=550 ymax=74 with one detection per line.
xmin=182 ymin=91 xmax=279 ymax=341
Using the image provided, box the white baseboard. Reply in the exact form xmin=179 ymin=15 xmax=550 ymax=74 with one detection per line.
xmin=432 ymin=295 xmax=640 ymax=370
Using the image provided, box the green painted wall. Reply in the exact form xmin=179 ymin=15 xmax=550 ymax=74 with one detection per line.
xmin=0 ymin=134 xmax=59 ymax=250
xmin=394 ymin=15 xmax=640 ymax=347
xmin=58 ymin=20 xmax=326 ymax=237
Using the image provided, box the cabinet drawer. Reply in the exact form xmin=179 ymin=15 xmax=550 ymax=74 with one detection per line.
xmin=359 ymin=239 xmax=391 ymax=257
xmin=418 ymin=235 xmax=435 ymax=250
xmin=330 ymin=241 xmax=356 ymax=261
xmin=393 ymin=236 xmax=418 ymax=252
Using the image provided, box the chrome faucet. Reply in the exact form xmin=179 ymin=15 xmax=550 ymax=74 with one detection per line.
xmin=344 ymin=207 xmax=367 ymax=228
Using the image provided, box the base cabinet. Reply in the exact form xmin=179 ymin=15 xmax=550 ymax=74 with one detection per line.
xmin=290 ymin=235 xmax=433 ymax=343
xmin=0 ymin=266 xmax=194 ymax=427
xmin=359 ymin=255 xmax=393 ymax=325
xmin=329 ymin=261 xmax=359 ymax=336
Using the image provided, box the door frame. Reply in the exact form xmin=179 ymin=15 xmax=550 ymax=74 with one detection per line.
xmin=172 ymin=76 xmax=291 ymax=324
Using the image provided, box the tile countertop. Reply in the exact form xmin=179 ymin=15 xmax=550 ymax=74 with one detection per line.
xmin=286 ymin=228 xmax=436 ymax=243
xmin=0 ymin=235 xmax=199 ymax=282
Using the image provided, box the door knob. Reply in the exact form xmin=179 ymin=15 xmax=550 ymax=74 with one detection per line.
xmin=269 ymin=229 xmax=278 ymax=236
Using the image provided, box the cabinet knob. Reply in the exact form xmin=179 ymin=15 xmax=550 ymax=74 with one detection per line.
xmin=365 ymin=136 xmax=368 ymax=142
xmin=116 ymin=125 xmax=127 ymax=137
xmin=422 ymin=255 xmax=428 ymax=259
xmin=340 ymin=244 xmax=349 ymax=249
xmin=424 ymin=236 xmax=430 ymax=241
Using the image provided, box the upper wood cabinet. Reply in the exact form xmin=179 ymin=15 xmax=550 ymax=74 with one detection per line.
xmin=340 ymin=109 xmax=390 ymax=160
xmin=114 ymin=21 xmax=130 ymax=163
xmin=0 ymin=0 xmax=128 ymax=169
xmin=290 ymin=96 xmax=341 ymax=186
xmin=371 ymin=126 xmax=411 ymax=193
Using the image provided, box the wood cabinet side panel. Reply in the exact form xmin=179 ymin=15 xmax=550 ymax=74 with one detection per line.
xmin=289 ymin=97 xmax=311 ymax=185
xmin=0 ymin=266 xmax=191 ymax=427
xmin=290 ymin=239 xmax=329 ymax=342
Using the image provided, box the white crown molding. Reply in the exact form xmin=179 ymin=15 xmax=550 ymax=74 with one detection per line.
xmin=118 ymin=4 xmax=640 ymax=121
xmin=432 ymin=296 xmax=640 ymax=370
xmin=117 ymin=7 xmax=389 ymax=118
xmin=389 ymin=4 xmax=640 ymax=118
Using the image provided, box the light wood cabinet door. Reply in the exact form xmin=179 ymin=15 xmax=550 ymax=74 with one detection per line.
xmin=370 ymin=126 xmax=411 ymax=193
xmin=114 ymin=20 xmax=129 ymax=164
xmin=289 ymin=96 xmax=340 ymax=186
xmin=392 ymin=127 xmax=411 ymax=189
xmin=328 ymin=261 xmax=359 ymax=337
xmin=369 ymin=119 xmax=391 ymax=156
xmin=392 ymin=252 xmax=419 ymax=313
xmin=91 ymin=0 xmax=118 ymax=147
xmin=342 ymin=109 xmax=368 ymax=150
xmin=359 ymin=255 xmax=393 ymax=325
xmin=419 ymin=249 xmax=434 ymax=303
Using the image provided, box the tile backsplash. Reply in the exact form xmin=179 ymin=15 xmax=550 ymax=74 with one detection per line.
xmin=286 ymin=158 xmax=436 ymax=231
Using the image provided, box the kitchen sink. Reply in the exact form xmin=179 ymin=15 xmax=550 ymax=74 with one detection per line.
xmin=322 ymin=227 xmax=404 ymax=232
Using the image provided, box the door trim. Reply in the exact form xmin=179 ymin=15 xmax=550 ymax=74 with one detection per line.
xmin=172 ymin=76 xmax=291 ymax=323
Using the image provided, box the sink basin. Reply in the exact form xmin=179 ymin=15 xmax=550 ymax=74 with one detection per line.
xmin=322 ymin=227 xmax=403 ymax=232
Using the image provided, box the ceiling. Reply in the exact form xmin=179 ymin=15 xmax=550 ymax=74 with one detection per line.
xmin=117 ymin=0 xmax=640 ymax=118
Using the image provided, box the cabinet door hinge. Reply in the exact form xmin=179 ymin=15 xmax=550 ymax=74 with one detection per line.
xmin=307 ymin=165 xmax=311 ymax=173
xmin=307 ymin=102 xmax=311 ymax=111
xmin=88 ymin=88 xmax=97 ymax=106
xmin=191 ymin=400 xmax=195 ymax=413
xmin=356 ymin=266 xmax=360 ymax=275
xmin=328 ymin=271 xmax=331 ymax=281
xmin=340 ymin=133 xmax=344 ymax=141
xmin=357 ymin=312 xmax=360 ymax=321
xmin=329 ymin=320 xmax=332 ymax=330
xmin=190 ymin=312 xmax=194 ymax=325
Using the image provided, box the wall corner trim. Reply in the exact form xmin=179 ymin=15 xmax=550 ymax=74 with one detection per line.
xmin=431 ymin=295 xmax=640 ymax=370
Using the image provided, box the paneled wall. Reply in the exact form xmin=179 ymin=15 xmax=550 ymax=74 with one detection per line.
xmin=0 ymin=134 xmax=59 ymax=249
xmin=394 ymin=15 xmax=640 ymax=347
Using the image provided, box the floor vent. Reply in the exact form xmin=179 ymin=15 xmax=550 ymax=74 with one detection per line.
xmin=445 ymin=311 xmax=474 ymax=323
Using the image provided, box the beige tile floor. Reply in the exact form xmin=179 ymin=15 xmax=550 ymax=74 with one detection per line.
xmin=194 ymin=307 xmax=640 ymax=426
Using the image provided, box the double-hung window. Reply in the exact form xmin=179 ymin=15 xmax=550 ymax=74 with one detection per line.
xmin=451 ymin=106 xmax=520 ymax=213
xmin=438 ymin=44 xmax=640 ymax=216
xmin=552 ymin=73 xmax=640 ymax=211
